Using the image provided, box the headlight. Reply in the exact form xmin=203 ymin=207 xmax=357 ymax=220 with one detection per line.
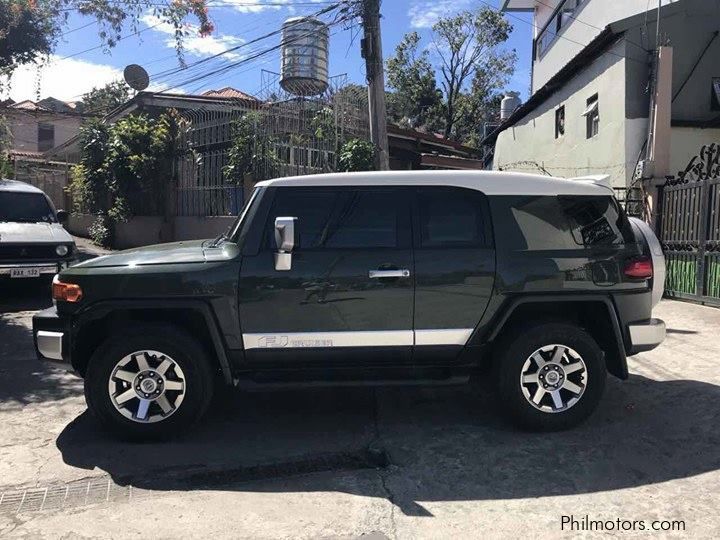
xmin=56 ymin=245 xmax=69 ymax=256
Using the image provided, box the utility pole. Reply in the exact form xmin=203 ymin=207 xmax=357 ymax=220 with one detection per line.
xmin=361 ymin=0 xmax=390 ymax=170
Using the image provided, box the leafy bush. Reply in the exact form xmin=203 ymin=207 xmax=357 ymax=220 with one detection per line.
xmin=338 ymin=139 xmax=375 ymax=172
xmin=69 ymin=111 xmax=192 ymax=247
xmin=88 ymin=215 xmax=111 ymax=248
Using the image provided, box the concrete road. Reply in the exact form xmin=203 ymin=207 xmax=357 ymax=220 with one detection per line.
xmin=1 ymin=257 xmax=719 ymax=538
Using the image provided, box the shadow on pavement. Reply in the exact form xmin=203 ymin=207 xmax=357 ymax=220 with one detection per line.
xmin=0 ymin=279 xmax=82 ymax=406
xmin=55 ymin=374 xmax=720 ymax=515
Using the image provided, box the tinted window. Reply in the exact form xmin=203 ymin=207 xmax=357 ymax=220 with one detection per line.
xmin=560 ymin=196 xmax=633 ymax=246
xmin=325 ymin=191 xmax=397 ymax=248
xmin=418 ymin=188 xmax=488 ymax=248
xmin=0 ymin=192 xmax=55 ymax=223
xmin=511 ymin=197 xmax=577 ymax=250
xmin=268 ymin=189 xmax=398 ymax=250
xmin=508 ymin=195 xmax=632 ymax=250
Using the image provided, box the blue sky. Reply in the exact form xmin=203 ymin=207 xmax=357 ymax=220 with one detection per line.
xmin=1 ymin=0 xmax=533 ymax=104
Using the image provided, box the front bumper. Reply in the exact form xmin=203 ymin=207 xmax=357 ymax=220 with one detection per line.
xmin=33 ymin=307 xmax=73 ymax=371
xmin=628 ymin=318 xmax=666 ymax=354
xmin=0 ymin=260 xmax=75 ymax=276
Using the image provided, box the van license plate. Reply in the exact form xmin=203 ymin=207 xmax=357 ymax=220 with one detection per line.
xmin=10 ymin=268 xmax=40 ymax=278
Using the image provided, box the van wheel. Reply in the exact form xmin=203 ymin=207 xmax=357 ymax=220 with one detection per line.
xmin=84 ymin=324 xmax=214 ymax=441
xmin=495 ymin=322 xmax=606 ymax=431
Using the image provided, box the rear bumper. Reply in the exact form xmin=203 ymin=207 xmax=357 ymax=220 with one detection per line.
xmin=627 ymin=318 xmax=666 ymax=354
xmin=33 ymin=307 xmax=74 ymax=371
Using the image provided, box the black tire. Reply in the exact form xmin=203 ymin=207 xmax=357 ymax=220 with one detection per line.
xmin=495 ymin=322 xmax=606 ymax=431
xmin=84 ymin=324 xmax=214 ymax=441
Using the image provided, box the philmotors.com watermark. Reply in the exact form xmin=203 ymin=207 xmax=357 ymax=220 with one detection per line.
xmin=561 ymin=515 xmax=686 ymax=533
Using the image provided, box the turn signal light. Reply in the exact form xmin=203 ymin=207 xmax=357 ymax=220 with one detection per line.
xmin=624 ymin=257 xmax=653 ymax=280
xmin=52 ymin=276 xmax=83 ymax=302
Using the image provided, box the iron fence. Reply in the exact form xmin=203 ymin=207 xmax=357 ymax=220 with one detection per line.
xmin=659 ymin=143 xmax=720 ymax=306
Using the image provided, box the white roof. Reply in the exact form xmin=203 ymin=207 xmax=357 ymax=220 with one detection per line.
xmin=255 ymin=170 xmax=613 ymax=197
xmin=0 ymin=179 xmax=44 ymax=194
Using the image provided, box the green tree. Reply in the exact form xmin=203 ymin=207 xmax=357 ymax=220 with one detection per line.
xmin=338 ymin=139 xmax=374 ymax=172
xmin=0 ymin=0 xmax=213 ymax=83
xmin=386 ymin=32 xmax=443 ymax=130
xmin=0 ymin=114 xmax=12 ymax=177
xmin=431 ymin=7 xmax=515 ymax=140
xmin=80 ymin=81 xmax=131 ymax=116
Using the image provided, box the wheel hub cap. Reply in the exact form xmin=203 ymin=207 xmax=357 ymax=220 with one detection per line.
xmin=108 ymin=350 xmax=186 ymax=424
xmin=520 ymin=344 xmax=588 ymax=414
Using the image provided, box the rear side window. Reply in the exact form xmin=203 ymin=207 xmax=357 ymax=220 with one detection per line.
xmin=506 ymin=195 xmax=632 ymax=250
xmin=267 ymin=188 xmax=399 ymax=250
xmin=417 ymin=187 xmax=489 ymax=248
xmin=560 ymin=196 xmax=634 ymax=247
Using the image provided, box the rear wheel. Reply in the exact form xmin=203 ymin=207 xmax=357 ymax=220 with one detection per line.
xmin=84 ymin=325 xmax=214 ymax=440
xmin=495 ymin=322 xmax=606 ymax=431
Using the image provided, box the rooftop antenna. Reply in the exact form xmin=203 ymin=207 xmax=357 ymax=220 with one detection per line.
xmin=123 ymin=64 xmax=150 ymax=95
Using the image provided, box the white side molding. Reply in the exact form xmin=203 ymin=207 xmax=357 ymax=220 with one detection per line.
xmin=243 ymin=329 xmax=474 ymax=349
xmin=415 ymin=329 xmax=474 ymax=346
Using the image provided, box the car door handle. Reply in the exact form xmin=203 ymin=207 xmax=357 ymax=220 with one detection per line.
xmin=369 ymin=269 xmax=410 ymax=279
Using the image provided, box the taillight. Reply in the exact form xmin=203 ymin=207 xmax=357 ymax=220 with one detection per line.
xmin=624 ymin=257 xmax=653 ymax=280
xmin=52 ymin=275 xmax=83 ymax=302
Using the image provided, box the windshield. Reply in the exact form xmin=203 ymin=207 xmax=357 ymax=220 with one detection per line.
xmin=0 ymin=192 xmax=56 ymax=223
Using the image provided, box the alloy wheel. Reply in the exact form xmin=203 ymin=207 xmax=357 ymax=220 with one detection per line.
xmin=107 ymin=350 xmax=186 ymax=423
xmin=519 ymin=344 xmax=587 ymax=413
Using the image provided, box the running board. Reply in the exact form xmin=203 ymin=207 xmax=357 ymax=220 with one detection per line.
xmin=234 ymin=375 xmax=471 ymax=391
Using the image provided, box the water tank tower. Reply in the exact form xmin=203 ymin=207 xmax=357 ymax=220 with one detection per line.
xmin=280 ymin=17 xmax=329 ymax=96
xmin=500 ymin=92 xmax=522 ymax=121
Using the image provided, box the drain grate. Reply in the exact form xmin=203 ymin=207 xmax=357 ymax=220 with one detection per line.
xmin=0 ymin=446 xmax=389 ymax=516
xmin=0 ymin=476 xmax=135 ymax=516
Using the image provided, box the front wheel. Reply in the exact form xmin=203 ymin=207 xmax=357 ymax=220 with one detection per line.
xmin=84 ymin=325 xmax=214 ymax=440
xmin=495 ymin=322 xmax=606 ymax=431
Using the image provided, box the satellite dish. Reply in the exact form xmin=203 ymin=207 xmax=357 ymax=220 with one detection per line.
xmin=123 ymin=64 xmax=149 ymax=92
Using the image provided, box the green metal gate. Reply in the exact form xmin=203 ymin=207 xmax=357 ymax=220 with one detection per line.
xmin=660 ymin=143 xmax=720 ymax=306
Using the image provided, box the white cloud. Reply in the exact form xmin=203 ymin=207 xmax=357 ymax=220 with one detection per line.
xmin=0 ymin=56 xmax=124 ymax=102
xmin=408 ymin=0 xmax=472 ymax=29
xmin=218 ymin=0 xmax=290 ymax=14
xmin=141 ymin=14 xmax=245 ymax=60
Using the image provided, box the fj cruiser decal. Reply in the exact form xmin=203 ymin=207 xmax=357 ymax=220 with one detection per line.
xmin=257 ymin=336 xmax=334 ymax=348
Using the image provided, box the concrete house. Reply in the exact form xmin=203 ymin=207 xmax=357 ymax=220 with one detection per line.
xmin=486 ymin=0 xmax=720 ymax=192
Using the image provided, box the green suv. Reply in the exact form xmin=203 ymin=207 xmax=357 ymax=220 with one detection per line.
xmin=33 ymin=171 xmax=666 ymax=439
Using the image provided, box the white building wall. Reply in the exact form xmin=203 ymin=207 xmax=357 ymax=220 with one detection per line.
xmin=7 ymin=110 xmax=82 ymax=154
xmin=533 ymin=0 xmax=680 ymax=93
xmin=670 ymin=127 xmax=720 ymax=177
xmin=494 ymin=40 xmax=631 ymax=187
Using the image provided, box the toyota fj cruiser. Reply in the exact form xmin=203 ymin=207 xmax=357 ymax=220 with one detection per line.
xmin=33 ymin=171 xmax=666 ymax=439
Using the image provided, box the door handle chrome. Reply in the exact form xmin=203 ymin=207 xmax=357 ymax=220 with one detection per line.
xmin=369 ymin=269 xmax=410 ymax=279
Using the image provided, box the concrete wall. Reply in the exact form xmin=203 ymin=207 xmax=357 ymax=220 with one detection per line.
xmin=532 ymin=0 xmax=681 ymax=92
xmin=175 ymin=216 xmax=237 ymax=241
xmin=494 ymin=40 xmax=631 ymax=187
xmin=68 ymin=214 xmax=237 ymax=250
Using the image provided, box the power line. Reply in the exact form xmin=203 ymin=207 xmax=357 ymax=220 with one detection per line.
xmin=56 ymin=20 xmax=165 ymax=60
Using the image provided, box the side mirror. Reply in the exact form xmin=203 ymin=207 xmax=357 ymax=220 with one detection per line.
xmin=56 ymin=210 xmax=68 ymax=224
xmin=274 ymin=216 xmax=297 ymax=271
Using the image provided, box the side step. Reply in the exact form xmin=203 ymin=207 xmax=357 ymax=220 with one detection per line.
xmin=233 ymin=366 xmax=472 ymax=390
